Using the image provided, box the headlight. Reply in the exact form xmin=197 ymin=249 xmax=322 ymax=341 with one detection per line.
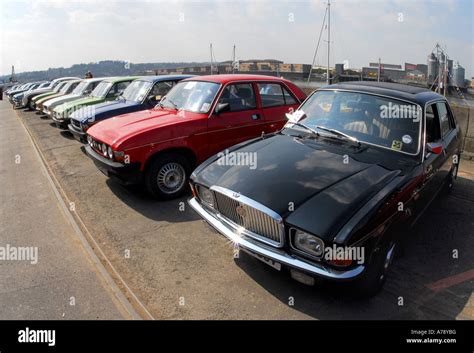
xmin=107 ymin=146 xmax=113 ymax=159
xmin=101 ymin=143 xmax=107 ymax=156
xmin=196 ymin=185 xmax=214 ymax=207
xmin=87 ymin=135 xmax=93 ymax=146
xmin=293 ymin=230 xmax=324 ymax=258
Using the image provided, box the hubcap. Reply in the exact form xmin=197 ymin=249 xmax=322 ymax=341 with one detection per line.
xmin=156 ymin=162 xmax=186 ymax=194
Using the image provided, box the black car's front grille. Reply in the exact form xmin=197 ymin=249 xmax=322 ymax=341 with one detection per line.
xmin=211 ymin=188 xmax=284 ymax=247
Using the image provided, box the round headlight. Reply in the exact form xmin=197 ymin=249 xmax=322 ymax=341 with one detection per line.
xmin=107 ymin=146 xmax=113 ymax=159
xmin=87 ymin=135 xmax=93 ymax=146
xmin=293 ymin=230 xmax=324 ymax=257
xmin=101 ymin=143 xmax=107 ymax=155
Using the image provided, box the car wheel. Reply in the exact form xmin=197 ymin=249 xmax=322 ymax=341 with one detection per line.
xmin=351 ymin=240 xmax=397 ymax=298
xmin=144 ymin=153 xmax=191 ymax=200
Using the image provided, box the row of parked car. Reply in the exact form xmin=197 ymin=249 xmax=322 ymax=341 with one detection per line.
xmin=5 ymin=75 xmax=462 ymax=296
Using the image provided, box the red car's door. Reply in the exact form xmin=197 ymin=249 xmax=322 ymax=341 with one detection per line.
xmin=207 ymin=82 xmax=264 ymax=155
xmin=256 ymin=82 xmax=301 ymax=133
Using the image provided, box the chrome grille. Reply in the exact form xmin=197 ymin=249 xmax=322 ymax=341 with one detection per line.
xmin=211 ymin=186 xmax=284 ymax=247
xmin=71 ymin=119 xmax=81 ymax=128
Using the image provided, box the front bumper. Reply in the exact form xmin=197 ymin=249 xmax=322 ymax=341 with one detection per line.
xmin=85 ymin=145 xmax=142 ymax=184
xmin=52 ymin=114 xmax=69 ymax=129
xmin=68 ymin=123 xmax=87 ymax=142
xmin=188 ymin=197 xmax=365 ymax=281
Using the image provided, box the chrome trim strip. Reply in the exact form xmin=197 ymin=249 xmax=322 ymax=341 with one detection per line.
xmin=189 ymin=197 xmax=365 ymax=280
xmin=334 ymin=176 xmax=402 ymax=244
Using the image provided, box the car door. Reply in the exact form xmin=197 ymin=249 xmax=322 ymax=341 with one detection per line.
xmin=411 ymin=102 xmax=450 ymax=224
xmin=257 ymin=82 xmax=301 ymax=133
xmin=207 ymin=82 xmax=263 ymax=155
xmin=437 ymin=101 xmax=460 ymax=179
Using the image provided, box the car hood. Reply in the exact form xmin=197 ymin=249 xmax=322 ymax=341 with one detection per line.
xmin=73 ymin=99 xmax=140 ymax=123
xmin=55 ymin=96 xmax=103 ymax=114
xmin=87 ymin=108 xmax=198 ymax=147
xmin=24 ymin=88 xmax=53 ymax=98
xmin=44 ymin=94 xmax=82 ymax=108
xmin=193 ymin=133 xmax=401 ymax=242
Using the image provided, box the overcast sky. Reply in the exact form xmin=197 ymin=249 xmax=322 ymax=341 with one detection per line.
xmin=1 ymin=0 xmax=472 ymax=78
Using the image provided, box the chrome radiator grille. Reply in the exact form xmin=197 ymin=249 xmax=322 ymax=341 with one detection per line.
xmin=211 ymin=186 xmax=284 ymax=247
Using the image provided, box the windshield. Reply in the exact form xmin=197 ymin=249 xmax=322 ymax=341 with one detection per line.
xmin=60 ymin=81 xmax=73 ymax=94
xmin=289 ymin=90 xmax=422 ymax=155
xmin=91 ymin=81 xmax=112 ymax=98
xmin=73 ymin=81 xmax=88 ymax=95
xmin=54 ymin=82 xmax=67 ymax=92
xmin=121 ymin=80 xmax=153 ymax=102
xmin=160 ymin=81 xmax=220 ymax=113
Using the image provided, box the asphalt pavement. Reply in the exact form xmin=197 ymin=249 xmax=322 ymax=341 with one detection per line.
xmin=0 ymin=100 xmax=137 ymax=319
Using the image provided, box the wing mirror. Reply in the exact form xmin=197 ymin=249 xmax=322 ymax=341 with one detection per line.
xmin=426 ymin=142 xmax=443 ymax=155
xmin=214 ymin=102 xmax=230 ymax=115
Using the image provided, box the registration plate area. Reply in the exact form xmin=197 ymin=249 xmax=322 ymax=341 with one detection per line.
xmin=240 ymin=248 xmax=282 ymax=271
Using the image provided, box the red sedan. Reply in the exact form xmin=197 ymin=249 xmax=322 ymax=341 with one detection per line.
xmin=85 ymin=74 xmax=306 ymax=199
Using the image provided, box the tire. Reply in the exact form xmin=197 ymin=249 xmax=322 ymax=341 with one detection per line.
xmin=351 ymin=240 xmax=397 ymax=298
xmin=144 ymin=153 xmax=191 ymax=200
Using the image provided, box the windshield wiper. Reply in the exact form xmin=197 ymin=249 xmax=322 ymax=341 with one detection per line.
xmin=315 ymin=125 xmax=360 ymax=146
xmin=289 ymin=122 xmax=320 ymax=138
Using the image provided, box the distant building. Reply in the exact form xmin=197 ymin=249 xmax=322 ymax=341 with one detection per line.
xmin=406 ymin=69 xmax=426 ymax=81
xmin=452 ymin=61 xmax=466 ymax=88
xmin=154 ymin=59 xmax=312 ymax=79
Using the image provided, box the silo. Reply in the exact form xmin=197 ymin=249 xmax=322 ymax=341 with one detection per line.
xmin=427 ymin=53 xmax=438 ymax=83
xmin=452 ymin=61 xmax=465 ymax=88
xmin=447 ymin=59 xmax=453 ymax=84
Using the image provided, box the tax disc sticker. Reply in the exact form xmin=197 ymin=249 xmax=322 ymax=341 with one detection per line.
xmin=402 ymin=134 xmax=413 ymax=144
xmin=391 ymin=140 xmax=403 ymax=151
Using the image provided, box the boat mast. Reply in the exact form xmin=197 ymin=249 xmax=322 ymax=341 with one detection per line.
xmin=326 ymin=0 xmax=330 ymax=85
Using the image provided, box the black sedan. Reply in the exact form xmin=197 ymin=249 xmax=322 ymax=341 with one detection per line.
xmin=188 ymin=81 xmax=462 ymax=297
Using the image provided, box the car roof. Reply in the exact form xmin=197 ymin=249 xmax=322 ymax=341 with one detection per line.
xmin=135 ymin=75 xmax=195 ymax=83
xmin=103 ymin=76 xmax=141 ymax=83
xmin=320 ymin=81 xmax=444 ymax=105
xmin=184 ymin=74 xmax=293 ymax=84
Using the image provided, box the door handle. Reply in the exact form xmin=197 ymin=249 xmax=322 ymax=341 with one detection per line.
xmin=251 ymin=114 xmax=261 ymax=120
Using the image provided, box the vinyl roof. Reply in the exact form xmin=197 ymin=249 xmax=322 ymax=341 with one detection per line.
xmin=321 ymin=81 xmax=444 ymax=105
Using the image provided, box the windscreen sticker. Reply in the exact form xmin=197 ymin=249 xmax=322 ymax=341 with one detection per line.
xmin=200 ymin=103 xmax=210 ymax=112
xmin=402 ymin=134 xmax=413 ymax=144
xmin=391 ymin=140 xmax=403 ymax=151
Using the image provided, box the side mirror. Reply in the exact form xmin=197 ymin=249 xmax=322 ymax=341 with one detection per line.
xmin=426 ymin=142 xmax=443 ymax=155
xmin=214 ymin=102 xmax=230 ymax=115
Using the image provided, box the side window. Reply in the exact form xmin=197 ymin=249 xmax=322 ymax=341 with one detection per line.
xmin=436 ymin=102 xmax=453 ymax=136
xmin=258 ymin=83 xmax=285 ymax=107
xmin=282 ymin=86 xmax=298 ymax=105
xmin=218 ymin=83 xmax=256 ymax=112
xmin=150 ymin=81 xmax=175 ymax=97
xmin=426 ymin=104 xmax=441 ymax=143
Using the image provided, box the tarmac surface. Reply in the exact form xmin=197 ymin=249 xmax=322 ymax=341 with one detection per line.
xmin=3 ymin=98 xmax=474 ymax=319
xmin=0 ymin=100 xmax=138 ymax=319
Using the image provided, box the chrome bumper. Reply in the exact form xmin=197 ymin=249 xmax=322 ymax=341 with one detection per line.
xmin=188 ymin=197 xmax=365 ymax=281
